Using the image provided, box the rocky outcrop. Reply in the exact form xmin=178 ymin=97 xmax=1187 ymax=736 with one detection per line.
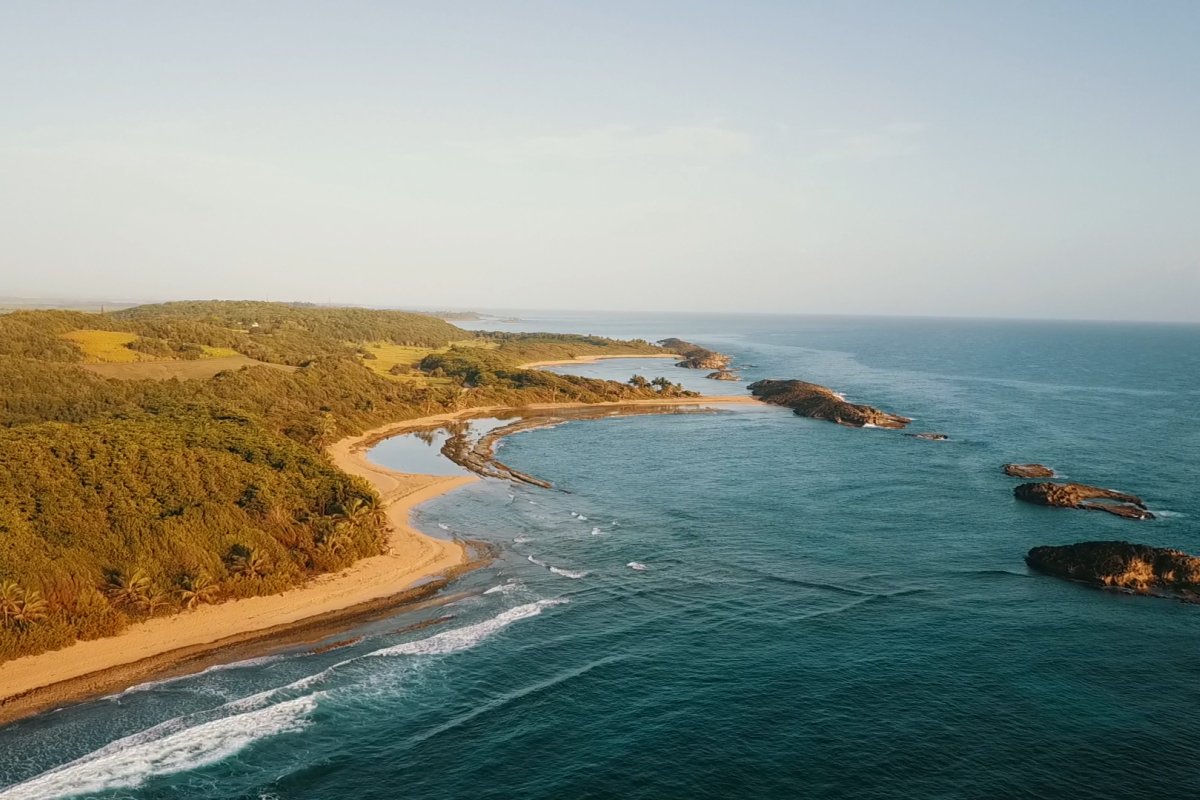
xmin=906 ymin=432 xmax=948 ymax=441
xmin=1004 ymin=463 xmax=1055 ymax=478
xmin=1026 ymin=541 xmax=1200 ymax=600
xmin=706 ymin=370 xmax=740 ymax=381
xmin=747 ymin=379 xmax=912 ymax=429
xmin=1014 ymin=482 xmax=1155 ymax=520
xmin=658 ymin=338 xmax=732 ymax=370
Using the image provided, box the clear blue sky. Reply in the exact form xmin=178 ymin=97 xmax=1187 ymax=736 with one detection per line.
xmin=2 ymin=1 xmax=1197 ymax=321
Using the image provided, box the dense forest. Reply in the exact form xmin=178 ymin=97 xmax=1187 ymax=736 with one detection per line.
xmin=0 ymin=302 xmax=689 ymax=660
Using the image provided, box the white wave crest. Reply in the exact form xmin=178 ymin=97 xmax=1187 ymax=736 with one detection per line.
xmin=1 ymin=695 xmax=320 ymax=800
xmin=627 ymin=562 xmax=649 ymax=571
xmin=527 ymin=555 xmax=547 ymax=567
xmin=108 ymin=654 xmax=286 ymax=699
xmin=437 ymin=523 xmax=450 ymax=530
xmin=577 ymin=515 xmax=588 ymax=522
xmin=513 ymin=536 xmax=533 ymax=544
xmin=367 ymin=599 xmax=567 ymax=658
xmin=483 ymin=581 xmax=522 ymax=595
xmin=549 ymin=567 xmax=589 ymax=579
xmin=590 ymin=527 xmax=603 ymax=535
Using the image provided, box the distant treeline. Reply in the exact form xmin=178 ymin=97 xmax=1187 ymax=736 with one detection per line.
xmin=0 ymin=302 xmax=686 ymax=660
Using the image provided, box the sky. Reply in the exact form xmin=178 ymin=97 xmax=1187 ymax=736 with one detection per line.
xmin=1 ymin=1 xmax=1197 ymax=321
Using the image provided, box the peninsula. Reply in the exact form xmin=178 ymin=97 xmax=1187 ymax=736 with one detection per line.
xmin=0 ymin=300 xmax=757 ymax=721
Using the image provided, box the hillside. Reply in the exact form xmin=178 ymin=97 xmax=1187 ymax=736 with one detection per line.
xmin=0 ymin=302 xmax=686 ymax=661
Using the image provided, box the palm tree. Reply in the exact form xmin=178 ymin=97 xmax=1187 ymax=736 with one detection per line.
xmin=178 ymin=572 xmax=219 ymax=611
xmin=105 ymin=568 xmax=153 ymax=610
xmin=13 ymin=589 xmax=48 ymax=625
xmin=231 ymin=547 xmax=271 ymax=579
xmin=0 ymin=581 xmax=23 ymax=626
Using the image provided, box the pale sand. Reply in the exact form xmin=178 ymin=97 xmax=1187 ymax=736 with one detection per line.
xmin=0 ymin=393 xmax=758 ymax=723
xmin=0 ymin=433 xmax=473 ymax=722
xmin=517 ymin=353 xmax=680 ymax=368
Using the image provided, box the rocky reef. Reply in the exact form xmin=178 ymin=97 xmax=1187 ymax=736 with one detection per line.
xmin=906 ymin=432 xmax=948 ymax=441
xmin=658 ymin=338 xmax=732 ymax=370
xmin=1014 ymin=482 xmax=1155 ymax=520
xmin=1026 ymin=541 xmax=1200 ymax=601
xmin=706 ymin=370 xmax=740 ymax=381
xmin=1004 ymin=463 xmax=1055 ymax=478
xmin=747 ymin=379 xmax=912 ymax=429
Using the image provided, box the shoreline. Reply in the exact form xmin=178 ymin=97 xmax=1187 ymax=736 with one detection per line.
xmin=517 ymin=353 xmax=680 ymax=368
xmin=0 ymin=393 xmax=759 ymax=726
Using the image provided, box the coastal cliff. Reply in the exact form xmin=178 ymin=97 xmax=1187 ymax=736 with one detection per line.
xmin=1014 ymin=482 xmax=1155 ymax=520
xmin=657 ymin=338 xmax=732 ymax=371
xmin=1026 ymin=541 xmax=1200 ymax=600
xmin=747 ymin=379 xmax=912 ymax=429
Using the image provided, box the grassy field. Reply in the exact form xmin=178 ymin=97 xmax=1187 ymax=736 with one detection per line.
xmin=362 ymin=339 xmax=494 ymax=385
xmin=62 ymin=330 xmax=244 ymax=367
xmin=60 ymin=330 xmax=146 ymax=363
xmin=79 ymin=356 xmax=296 ymax=381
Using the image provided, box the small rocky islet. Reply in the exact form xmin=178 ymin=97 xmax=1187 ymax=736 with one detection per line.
xmin=1014 ymin=481 xmax=1155 ymax=520
xmin=732 ymin=370 xmax=1181 ymax=604
xmin=657 ymin=338 xmax=734 ymax=374
xmin=747 ymin=379 xmax=911 ymax=429
xmin=1003 ymin=463 xmax=1055 ymax=478
xmin=1026 ymin=541 xmax=1200 ymax=602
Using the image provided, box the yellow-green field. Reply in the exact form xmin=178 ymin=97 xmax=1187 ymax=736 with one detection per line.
xmin=362 ymin=339 xmax=494 ymax=385
xmin=80 ymin=356 xmax=295 ymax=381
xmin=60 ymin=330 xmax=147 ymax=363
xmin=61 ymin=330 xmax=242 ymax=364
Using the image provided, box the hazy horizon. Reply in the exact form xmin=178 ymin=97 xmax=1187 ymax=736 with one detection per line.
xmin=3 ymin=2 xmax=1197 ymax=322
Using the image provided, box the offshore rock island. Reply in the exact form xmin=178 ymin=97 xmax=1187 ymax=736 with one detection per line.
xmin=1014 ymin=482 xmax=1155 ymax=520
xmin=747 ymin=379 xmax=912 ymax=429
xmin=1003 ymin=463 xmax=1056 ymax=478
xmin=657 ymin=338 xmax=733 ymax=373
xmin=1026 ymin=542 xmax=1200 ymax=601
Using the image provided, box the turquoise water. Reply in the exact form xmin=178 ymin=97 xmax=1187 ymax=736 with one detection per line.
xmin=1 ymin=314 xmax=1198 ymax=799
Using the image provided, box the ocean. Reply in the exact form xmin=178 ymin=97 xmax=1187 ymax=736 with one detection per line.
xmin=1 ymin=313 xmax=1197 ymax=799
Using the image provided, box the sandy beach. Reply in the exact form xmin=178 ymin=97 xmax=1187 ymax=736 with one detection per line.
xmin=0 ymin=393 xmax=758 ymax=725
xmin=517 ymin=353 xmax=680 ymax=368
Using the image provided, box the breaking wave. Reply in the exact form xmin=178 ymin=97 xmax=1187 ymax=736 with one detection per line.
xmin=1 ymin=695 xmax=321 ymax=800
xmin=367 ymin=599 xmax=568 ymax=658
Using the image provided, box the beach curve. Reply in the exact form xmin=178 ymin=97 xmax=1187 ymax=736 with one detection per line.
xmin=0 ymin=393 xmax=760 ymax=725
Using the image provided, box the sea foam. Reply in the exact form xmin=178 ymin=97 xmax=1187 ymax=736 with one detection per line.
xmin=367 ymin=599 xmax=567 ymax=658
xmin=0 ymin=695 xmax=320 ymax=800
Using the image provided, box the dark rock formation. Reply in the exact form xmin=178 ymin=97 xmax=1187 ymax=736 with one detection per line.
xmin=1026 ymin=541 xmax=1200 ymax=600
xmin=906 ymin=432 xmax=948 ymax=441
xmin=1014 ymin=482 xmax=1155 ymax=520
xmin=1004 ymin=463 xmax=1055 ymax=478
xmin=706 ymin=370 xmax=740 ymax=381
xmin=658 ymin=338 xmax=732 ymax=370
xmin=747 ymin=379 xmax=912 ymax=429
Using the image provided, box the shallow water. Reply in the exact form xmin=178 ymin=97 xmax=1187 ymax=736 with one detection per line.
xmin=1 ymin=314 xmax=1197 ymax=799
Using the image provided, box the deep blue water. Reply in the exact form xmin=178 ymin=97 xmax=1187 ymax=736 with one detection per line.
xmin=1 ymin=314 xmax=1198 ymax=799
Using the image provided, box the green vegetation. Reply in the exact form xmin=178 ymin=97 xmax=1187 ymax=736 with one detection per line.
xmin=0 ymin=301 xmax=687 ymax=661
